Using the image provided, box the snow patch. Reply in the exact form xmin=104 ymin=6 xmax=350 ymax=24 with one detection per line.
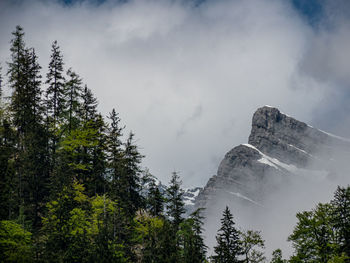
xmin=257 ymin=157 xmax=278 ymax=169
xmin=227 ymin=191 xmax=264 ymax=207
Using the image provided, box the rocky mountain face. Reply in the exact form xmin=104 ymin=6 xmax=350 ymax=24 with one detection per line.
xmin=194 ymin=106 xmax=350 ymax=213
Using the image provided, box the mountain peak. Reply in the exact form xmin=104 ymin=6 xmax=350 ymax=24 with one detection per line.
xmin=194 ymin=106 xmax=350 ymax=210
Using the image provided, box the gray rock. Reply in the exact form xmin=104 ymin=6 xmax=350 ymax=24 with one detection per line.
xmin=194 ymin=106 xmax=350 ymax=213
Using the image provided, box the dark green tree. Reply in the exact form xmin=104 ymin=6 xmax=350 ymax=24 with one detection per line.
xmin=80 ymin=85 xmax=98 ymax=123
xmin=0 ymin=220 xmax=33 ymax=262
xmin=270 ymin=249 xmax=287 ymax=263
xmin=106 ymin=108 xmax=124 ymax=198
xmin=177 ymin=208 xmax=207 ymax=263
xmin=64 ymin=68 xmax=82 ymax=133
xmin=166 ymin=171 xmax=185 ymax=229
xmin=165 ymin=171 xmax=186 ymax=263
xmin=331 ymin=186 xmax=350 ymax=257
xmin=120 ymin=131 xmax=144 ymax=217
xmin=288 ymin=203 xmax=337 ymax=263
xmin=212 ymin=206 xmax=242 ymax=263
xmin=145 ymin=173 xmax=164 ymax=217
xmin=45 ymin=40 xmax=65 ymax=165
xmin=7 ymin=27 xmax=49 ymax=229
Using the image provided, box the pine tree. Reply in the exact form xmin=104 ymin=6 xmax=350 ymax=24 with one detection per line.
xmin=0 ymin=65 xmax=17 ymax=220
xmin=89 ymin=114 xmax=108 ymax=196
xmin=212 ymin=206 xmax=242 ymax=263
xmin=80 ymin=85 xmax=98 ymax=123
xmin=177 ymin=208 xmax=207 ymax=263
xmin=7 ymin=25 xmax=27 ymax=137
xmin=165 ymin=171 xmax=186 ymax=263
xmin=106 ymin=108 xmax=124 ymax=198
xmin=64 ymin=68 xmax=82 ymax=133
xmin=147 ymin=178 xmax=164 ymax=217
xmin=7 ymin=27 xmax=49 ymax=228
xmin=166 ymin=171 xmax=185 ymax=229
xmin=45 ymin=40 xmax=65 ymax=165
xmin=121 ymin=131 xmax=144 ymax=217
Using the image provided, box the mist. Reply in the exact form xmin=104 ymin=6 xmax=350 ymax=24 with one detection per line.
xmin=202 ymin=133 xmax=350 ymax=259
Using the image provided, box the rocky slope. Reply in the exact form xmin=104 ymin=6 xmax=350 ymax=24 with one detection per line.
xmin=194 ymin=106 xmax=350 ymax=213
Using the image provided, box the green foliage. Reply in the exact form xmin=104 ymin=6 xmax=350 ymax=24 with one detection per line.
xmin=241 ymin=230 xmax=265 ymax=263
xmin=177 ymin=209 xmax=207 ymax=263
xmin=166 ymin=171 xmax=185 ymax=229
xmin=0 ymin=220 xmax=33 ymax=262
xmin=288 ymin=203 xmax=337 ymax=263
xmin=133 ymin=212 xmax=165 ymax=263
xmin=288 ymin=186 xmax=350 ymax=262
xmin=146 ymin=175 xmax=164 ymax=217
xmin=270 ymin=249 xmax=287 ymax=263
xmin=331 ymin=186 xmax=350 ymax=257
xmin=328 ymin=254 xmax=349 ymax=263
xmin=90 ymin=195 xmax=129 ymax=262
xmin=212 ymin=206 xmax=242 ymax=263
xmin=64 ymin=68 xmax=82 ymax=133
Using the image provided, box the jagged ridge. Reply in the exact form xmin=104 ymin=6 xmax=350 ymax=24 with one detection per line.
xmin=194 ymin=106 xmax=350 ymax=211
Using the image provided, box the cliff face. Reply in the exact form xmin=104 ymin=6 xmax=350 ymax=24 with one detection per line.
xmin=194 ymin=106 xmax=350 ymax=211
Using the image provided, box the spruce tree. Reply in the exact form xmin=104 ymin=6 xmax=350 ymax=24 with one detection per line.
xmin=7 ymin=27 xmax=49 ymax=228
xmin=177 ymin=208 xmax=207 ymax=263
xmin=165 ymin=171 xmax=186 ymax=263
xmin=166 ymin=171 xmax=185 ymax=229
xmin=80 ymin=85 xmax=98 ymax=123
xmin=121 ymin=131 xmax=144 ymax=217
xmin=106 ymin=108 xmax=124 ymax=193
xmin=64 ymin=68 xmax=82 ymax=133
xmin=147 ymin=178 xmax=164 ymax=217
xmin=7 ymin=25 xmax=27 ymax=137
xmin=212 ymin=206 xmax=242 ymax=263
xmin=45 ymin=40 xmax=65 ymax=165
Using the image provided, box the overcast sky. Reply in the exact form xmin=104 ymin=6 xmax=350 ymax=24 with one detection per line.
xmin=1 ymin=0 xmax=350 ymax=187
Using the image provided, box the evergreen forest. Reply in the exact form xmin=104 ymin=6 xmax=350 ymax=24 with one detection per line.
xmin=0 ymin=26 xmax=349 ymax=263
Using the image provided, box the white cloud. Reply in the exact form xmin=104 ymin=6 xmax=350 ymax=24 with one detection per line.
xmin=0 ymin=0 xmax=349 ymax=189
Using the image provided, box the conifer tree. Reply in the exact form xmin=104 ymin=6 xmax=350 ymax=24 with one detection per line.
xmin=89 ymin=114 xmax=108 ymax=196
xmin=45 ymin=40 xmax=65 ymax=164
xmin=0 ymin=64 xmax=17 ymax=220
xmin=177 ymin=208 xmax=207 ymax=263
xmin=64 ymin=68 xmax=82 ymax=133
xmin=80 ymin=85 xmax=98 ymax=123
xmin=121 ymin=131 xmax=144 ymax=217
xmin=147 ymin=178 xmax=164 ymax=217
xmin=7 ymin=27 xmax=49 ymax=228
xmin=212 ymin=206 xmax=242 ymax=263
xmin=7 ymin=25 xmax=27 ymax=137
xmin=165 ymin=171 xmax=186 ymax=263
xmin=166 ymin=171 xmax=185 ymax=229
xmin=106 ymin=108 xmax=124 ymax=198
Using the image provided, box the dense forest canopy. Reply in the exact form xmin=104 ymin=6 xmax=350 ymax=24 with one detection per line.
xmin=0 ymin=26 xmax=349 ymax=263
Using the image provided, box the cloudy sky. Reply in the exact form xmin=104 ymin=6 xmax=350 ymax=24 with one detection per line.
xmin=0 ymin=0 xmax=350 ymax=187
